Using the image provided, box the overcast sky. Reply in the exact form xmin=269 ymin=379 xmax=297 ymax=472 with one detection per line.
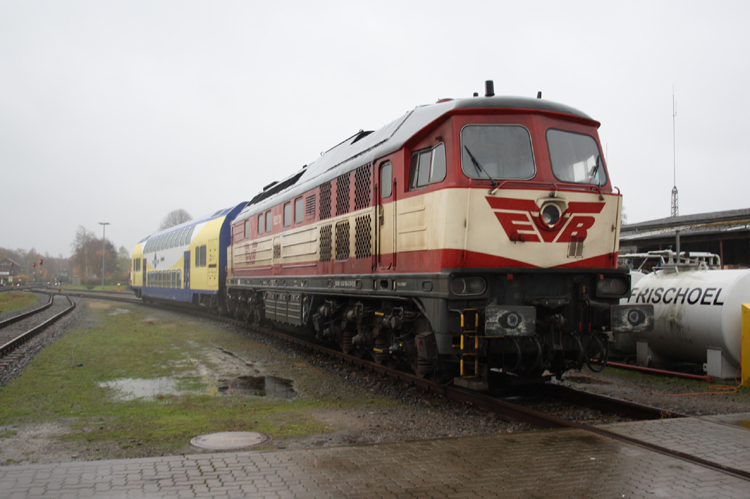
xmin=2 ymin=0 xmax=749 ymax=258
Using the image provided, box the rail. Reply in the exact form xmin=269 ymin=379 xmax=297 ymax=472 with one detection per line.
xmin=0 ymin=294 xmax=76 ymax=357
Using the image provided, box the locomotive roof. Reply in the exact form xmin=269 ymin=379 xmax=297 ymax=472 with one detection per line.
xmin=235 ymin=96 xmax=596 ymax=222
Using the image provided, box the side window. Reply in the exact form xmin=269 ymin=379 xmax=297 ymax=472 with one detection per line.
xmin=265 ymin=211 xmax=272 ymax=233
xmin=200 ymin=245 xmax=207 ymax=267
xmin=244 ymin=220 xmax=250 ymax=239
xmin=258 ymin=214 xmax=263 ymax=235
xmin=409 ymin=143 xmax=446 ymax=190
xmin=284 ymin=202 xmax=292 ymax=228
xmin=295 ymin=197 xmax=304 ymax=224
xmin=380 ymin=162 xmax=392 ymax=198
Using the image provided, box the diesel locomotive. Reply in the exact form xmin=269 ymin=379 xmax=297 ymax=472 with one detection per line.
xmin=133 ymin=81 xmax=653 ymax=389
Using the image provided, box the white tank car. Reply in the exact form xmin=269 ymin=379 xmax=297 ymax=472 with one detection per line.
xmin=622 ymin=269 xmax=750 ymax=378
xmin=611 ymin=271 xmax=647 ymax=355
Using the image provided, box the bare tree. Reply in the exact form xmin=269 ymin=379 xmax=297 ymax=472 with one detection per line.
xmin=70 ymin=226 xmax=117 ymax=284
xmin=158 ymin=209 xmax=192 ymax=231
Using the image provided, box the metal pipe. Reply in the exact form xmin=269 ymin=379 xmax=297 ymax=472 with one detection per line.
xmin=605 ymin=360 xmax=715 ymax=383
xmin=99 ymin=222 xmax=109 ymax=290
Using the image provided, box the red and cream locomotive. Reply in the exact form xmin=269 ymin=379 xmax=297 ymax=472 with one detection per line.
xmin=224 ymin=81 xmax=652 ymax=388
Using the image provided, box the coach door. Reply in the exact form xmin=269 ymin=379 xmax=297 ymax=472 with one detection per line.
xmin=207 ymin=238 xmax=219 ymax=288
xmin=183 ymin=251 xmax=191 ymax=289
xmin=142 ymin=259 xmax=147 ymax=287
xmin=377 ymin=160 xmax=395 ymax=270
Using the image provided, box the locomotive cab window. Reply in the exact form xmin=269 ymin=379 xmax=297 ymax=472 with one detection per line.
xmin=258 ymin=214 xmax=263 ymax=235
xmin=294 ymin=197 xmax=304 ymax=224
xmin=244 ymin=220 xmax=250 ymax=239
xmin=380 ymin=162 xmax=392 ymax=198
xmin=265 ymin=211 xmax=272 ymax=234
xmin=460 ymin=125 xmax=535 ymax=180
xmin=409 ymin=143 xmax=446 ymax=190
xmin=284 ymin=202 xmax=292 ymax=228
xmin=547 ymin=129 xmax=607 ymax=186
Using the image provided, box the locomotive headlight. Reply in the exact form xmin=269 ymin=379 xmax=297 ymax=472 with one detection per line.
xmin=540 ymin=203 xmax=562 ymax=228
xmin=450 ymin=276 xmax=487 ymax=295
xmin=596 ymin=276 xmax=629 ymax=297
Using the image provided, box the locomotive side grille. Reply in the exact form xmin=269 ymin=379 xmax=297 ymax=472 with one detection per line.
xmin=568 ymin=237 xmax=584 ymax=258
xmin=336 ymin=172 xmax=351 ymax=216
xmin=354 ymin=163 xmax=372 ymax=211
xmin=354 ymin=214 xmax=372 ymax=258
xmin=319 ymin=224 xmax=332 ymax=261
xmin=335 ymin=220 xmax=350 ymax=260
xmin=305 ymin=194 xmax=316 ymax=219
xmin=320 ymin=182 xmax=332 ymax=220
xmin=273 ymin=244 xmax=281 ymax=259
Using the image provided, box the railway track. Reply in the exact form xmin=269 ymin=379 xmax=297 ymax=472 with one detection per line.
xmin=11 ymin=291 xmax=750 ymax=483
xmin=0 ymin=292 xmax=76 ymax=359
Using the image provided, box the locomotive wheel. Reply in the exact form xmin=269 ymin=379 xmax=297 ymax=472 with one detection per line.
xmin=341 ymin=329 xmax=354 ymax=355
xmin=411 ymin=356 xmax=434 ymax=378
xmin=373 ymin=335 xmax=391 ymax=365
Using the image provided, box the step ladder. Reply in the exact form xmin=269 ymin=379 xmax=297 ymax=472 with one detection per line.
xmin=454 ymin=308 xmax=488 ymax=390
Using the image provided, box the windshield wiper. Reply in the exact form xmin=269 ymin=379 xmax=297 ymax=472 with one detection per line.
xmin=464 ymin=146 xmax=498 ymax=191
xmin=589 ymin=155 xmax=601 ymax=184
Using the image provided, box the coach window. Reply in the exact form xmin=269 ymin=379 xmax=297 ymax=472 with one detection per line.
xmin=258 ymin=214 xmax=263 ymax=235
xmin=409 ymin=143 xmax=446 ymax=190
xmin=244 ymin=219 xmax=250 ymax=239
xmin=380 ymin=162 xmax=392 ymax=198
xmin=265 ymin=211 xmax=272 ymax=234
xmin=295 ymin=197 xmax=304 ymax=224
xmin=284 ymin=202 xmax=292 ymax=228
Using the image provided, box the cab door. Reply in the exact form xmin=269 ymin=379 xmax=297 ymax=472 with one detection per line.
xmin=377 ymin=160 xmax=395 ymax=270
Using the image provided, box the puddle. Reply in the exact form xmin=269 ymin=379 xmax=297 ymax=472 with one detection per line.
xmin=108 ymin=308 xmax=131 ymax=316
xmin=732 ymin=420 xmax=750 ymax=429
xmin=100 ymin=377 xmax=180 ymax=400
xmin=217 ymin=375 xmax=296 ymax=399
xmin=101 ymin=375 xmax=296 ymax=401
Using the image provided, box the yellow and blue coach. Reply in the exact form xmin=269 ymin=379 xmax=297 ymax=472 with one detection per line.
xmin=131 ymin=202 xmax=246 ymax=311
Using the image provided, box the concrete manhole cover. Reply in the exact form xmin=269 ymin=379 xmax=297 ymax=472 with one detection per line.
xmin=190 ymin=431 xmax=272 ymax=450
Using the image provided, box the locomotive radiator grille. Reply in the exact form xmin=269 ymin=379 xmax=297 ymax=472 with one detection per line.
xmin=319 ymin=224 xmax=333 ymax=261
xmin=354 ymin=214 xmax=372 ymax=259
xmin=320 ymin=182 xmax=332 ymax=220
xmin=354 ymin=163 xmax=372 ymax=210
xmin=336 ymin=173 xmax=351 ymax=216
xmin=335 ymin=221 xmax=350 ymax=260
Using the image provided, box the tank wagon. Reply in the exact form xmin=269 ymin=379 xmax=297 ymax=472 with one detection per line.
xmin=222 ymin=81 xmax=653 ymax=388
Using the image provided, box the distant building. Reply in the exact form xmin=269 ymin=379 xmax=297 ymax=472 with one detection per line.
xmin=619 ymin=208 xmax=750 ymax=269
xmin=0 ymin=258 xmax=22 ymax=284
